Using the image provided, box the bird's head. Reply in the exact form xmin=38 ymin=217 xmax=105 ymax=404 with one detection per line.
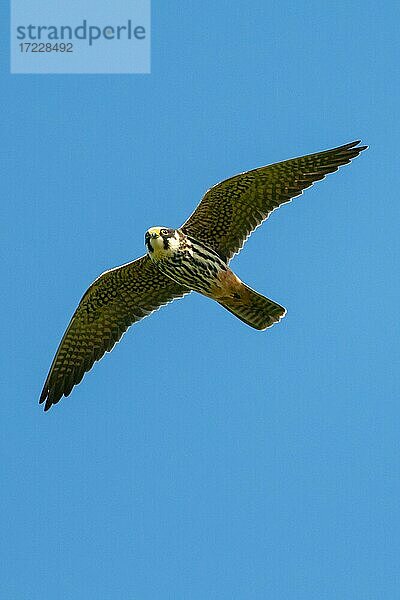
xmin=145 ymin=227 xmax=180 ymax=258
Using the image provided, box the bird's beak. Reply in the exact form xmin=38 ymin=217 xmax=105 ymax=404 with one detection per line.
xmin=151 ymin=232 xmax=159 ymax=239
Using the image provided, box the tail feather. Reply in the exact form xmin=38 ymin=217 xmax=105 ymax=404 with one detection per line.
xmin=218 ymin=283 xmax=286 ymax=330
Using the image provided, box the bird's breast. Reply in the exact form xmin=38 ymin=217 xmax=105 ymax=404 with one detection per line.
xmin=154 ymin=238 xmax=230 ymax=297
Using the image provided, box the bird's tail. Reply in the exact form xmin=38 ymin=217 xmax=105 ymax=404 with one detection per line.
xmin=217 ymin=283 xmax=286 ymax=330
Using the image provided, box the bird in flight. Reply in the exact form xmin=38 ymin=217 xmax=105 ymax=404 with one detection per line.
xmin=40 ymin=140 xmax=367 ymax=410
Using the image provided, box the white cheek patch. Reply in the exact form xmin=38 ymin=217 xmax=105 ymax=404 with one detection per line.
xmin=168 ymin=234 xmax=180 ymax=252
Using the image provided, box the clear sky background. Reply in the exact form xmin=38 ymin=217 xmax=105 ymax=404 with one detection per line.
xmin=1 ymin=2 xmax=399 ymax=599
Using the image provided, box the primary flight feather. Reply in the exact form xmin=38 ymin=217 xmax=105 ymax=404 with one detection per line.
xmin=40 ymin=140 xmax=367 ymax=410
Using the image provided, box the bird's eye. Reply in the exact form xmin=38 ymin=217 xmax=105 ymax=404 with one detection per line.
xmin=161 ymin=228 xmax=169 ymax=236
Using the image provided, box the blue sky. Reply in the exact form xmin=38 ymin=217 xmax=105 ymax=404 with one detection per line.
xmin=1 ymin=2 xmax=399 ymax=598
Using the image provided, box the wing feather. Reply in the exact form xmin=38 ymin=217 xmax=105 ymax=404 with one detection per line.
xmin=40 ymin=255 xmax=189 ymax=410
xmin=182 ymin=141 xmax=367 ymax=261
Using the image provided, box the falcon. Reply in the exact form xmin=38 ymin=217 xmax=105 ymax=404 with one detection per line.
xmin=40 ymin=140 xmax=367 ymax=410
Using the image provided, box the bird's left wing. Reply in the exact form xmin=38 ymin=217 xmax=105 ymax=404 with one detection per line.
xmin=181 ymin=140 xmax=367 ymax=262
xmin=40 ymin=255 xmax=189 ymax=411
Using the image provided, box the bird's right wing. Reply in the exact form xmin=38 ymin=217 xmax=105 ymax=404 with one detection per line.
xmin=40 ymin=255 xmax=190 ymax=411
